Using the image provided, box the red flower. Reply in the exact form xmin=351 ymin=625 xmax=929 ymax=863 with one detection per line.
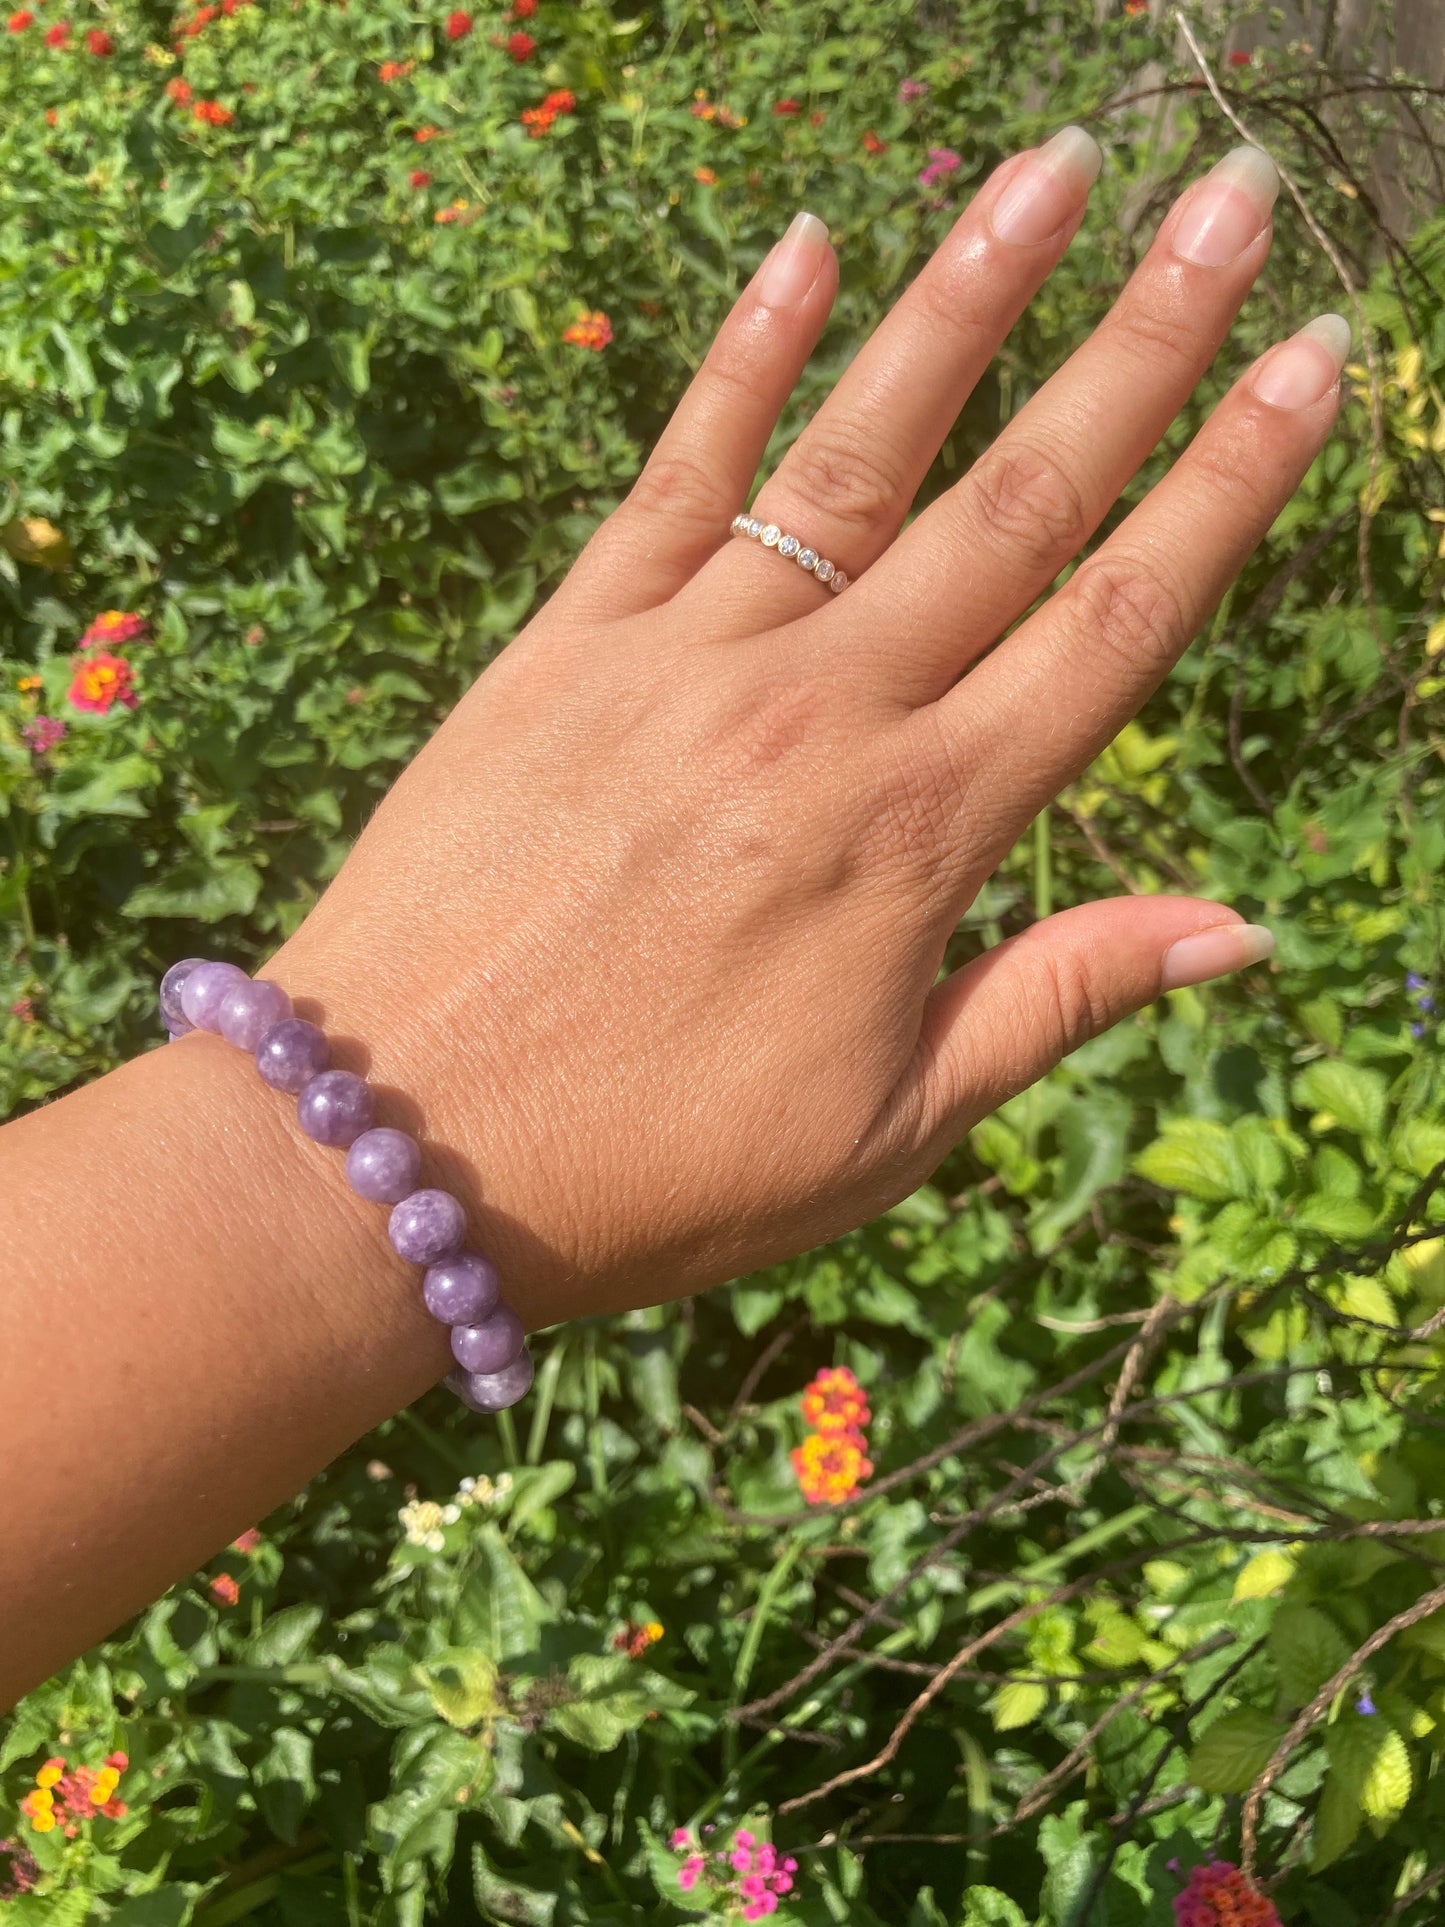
xmin=1227 ymin=48 xmax=1251 ymax=65
xmin=43 ymin=21 xmax=68 ymax=46
xmin=562 ymin=309 xmax=612 ymax=351
xmin=409 ymin=167 xmax=431 ymax=187
xmin=193 ymin=98 xmax=233 ymax=124
xmin=444 ymin=8 xmax=471 ymax=37
xmin=67 ymin=652 xmax=137 ymax=715
xmin=543 ymin=86 xmax=574 ymax=111
xmin=414 ymin=123 xmax=441 ymax=141
xmin=1172 ymin=1860 xmax=1281 ymax=1927
xmin=208 ymin=1573 xmax=240 ymax=1607
xmin=800 ymin=1365 xmax=871 ymax=1435
xmin=44 ymin=106 xmax=56 ymax=123
xmin=810 ymin=109 xmax=824 ymax=125
xmin=85 ymin=27 xmax=113 ymax=53
xmin=773 ymin=98 xmax=800 ymax=116
xmin=511 ymin=0 xmax=536 ymax=12
xmin=7 ymin=10 xmax=34 ymax=31
xmin=378 ymin=58 xmax=412 ymax=80
xmin=231 ymin=1528 xmax=262 ymax=1554
xmin=80 ymin=610 xmax=146 ymax=648
xmin=165 ymin=75 xmax=192 ymax=101
xmin=506 ymin=29 xmax=533 ymax=59
xmin=861 ymin=129 xmax=886 ymax=154
xmin=1124 ymin=0 xmax=1148 ymax=12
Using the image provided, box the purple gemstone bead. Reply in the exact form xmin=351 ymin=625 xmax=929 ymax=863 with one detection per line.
xmin=450 ymin=1304 xmax=525 ymax=1376
xmin=389 ymin=1189 xmax=467 ymax=1265
xmin=160 ymin=957 xmax=206 ymax=1028
xmin=218 ymin=978 xmax=293 ymax=1052
xmin=297 ymin=1069 xmax=376 ymax=1148
xmin=346 ymin=1127 xmax=422 ymax=1204
xmin=166 ymin=1017 xmax=193 ymax=1041
xmin=179 ymin=960 xmax=249 ymax=1032
xmin=255 ymin=1018 xmax=330 ymax=1094
xmin=422 ymin=1252 xmax=501 ymax=1326
xmin=446 ymin=1349 xmax=535 ymax=1413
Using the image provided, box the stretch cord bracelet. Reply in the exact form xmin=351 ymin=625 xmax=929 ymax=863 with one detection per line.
xmin=158 ymin=957 xmax=533 ymax=1415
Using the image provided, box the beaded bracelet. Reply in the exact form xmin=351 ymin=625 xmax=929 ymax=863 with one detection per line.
xmin=158 ymin=957 xmax=532 ymax=1414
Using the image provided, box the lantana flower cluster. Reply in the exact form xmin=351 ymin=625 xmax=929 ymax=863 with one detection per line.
xmin=400 ymin=1471 xmax=513 ymax=1549
xmin=670 ymin=1824 xmax=799 ymax=1920
xmin=790 ymin=1365 xmax=873 ymax=1505
xmin=19 ymin=1752 xmax=128 ymax=1834
xmin=612 ymin=1617 xmax=663 ymax=1659
xmin=1173 ymin=1861 xmax=1282 ymax=1927
xmin=0 ymin=1837 xmax=39 ymax=1898
xmin=61 ymin=608 xmax=148 ymax=716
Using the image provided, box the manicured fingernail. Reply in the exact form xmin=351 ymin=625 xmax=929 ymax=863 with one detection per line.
xmin=989 ymin=125 xmax=1102 ymax=246
xmin=757 ymin=211 xmax=830 ymax=310
xmin=1159 ymin=922 xmax=1275 ymax=992
xmin=1251 ymin=312 xmax=1352 ymax=409
xmin=1172 ymin=144 xmax=1278 ymax=266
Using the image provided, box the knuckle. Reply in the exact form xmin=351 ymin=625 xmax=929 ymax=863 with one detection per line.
xmin=1064 ymin=553 xmax=1189 ymax=677
xmin=1108 ymin=293 xmax=1201 ymax=373
xmin=1037 ymin=945 xmax=1115 ymax=1061
xmin=626 ymin=447 xmax=722 ymax=526
xmin=966 ymin=439 xmax=1092 ymax=575
xmin=781 ymin=421 xmax=908 ymax=535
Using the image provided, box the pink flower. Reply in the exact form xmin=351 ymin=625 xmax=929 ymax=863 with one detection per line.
xmin=670 ymin=1827 xmax=691 ymax=1849
xmin=730 ymin=1847 xmax=754 ymax=1873
xmin=741 ymin=1875 xmax=766 ymax=1898
xmin=21 ymin=716 xmax=66 ymax=756
xmin=898 ymin=77 xmax=929 ymax=102
xmin=918 ymin=146 xmax=961 ymax=188
xmin=735 ymin=1831 xmax=755 ymax=1848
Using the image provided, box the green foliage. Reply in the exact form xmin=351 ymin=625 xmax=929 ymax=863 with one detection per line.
xmin=3 ymin=0 xmax=1445 ymax=1923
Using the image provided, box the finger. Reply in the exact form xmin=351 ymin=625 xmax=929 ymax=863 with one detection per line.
xmin=899 ymin=898 xmax=1274 ymax=1149
xmin=846 ymin=145 xmax=1281 ymax=701
xmin=678 ymin=128 xmax=1104 ymax=638
xmin=937 ymin=312 xmax=1349 ymax=855
xmin=561 ymin=213 xmax=838 ymax=620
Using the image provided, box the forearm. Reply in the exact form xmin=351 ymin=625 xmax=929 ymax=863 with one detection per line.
xmin=0 ymin=1025 xmax=448 ymax=1707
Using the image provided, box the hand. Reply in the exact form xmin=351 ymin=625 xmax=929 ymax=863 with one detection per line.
xmin=274 ymin=131 xmax=1342 ymax=1328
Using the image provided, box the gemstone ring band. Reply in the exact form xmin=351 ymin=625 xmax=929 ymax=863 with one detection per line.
xmin=730 ymin=513 xmax=849 ymax=593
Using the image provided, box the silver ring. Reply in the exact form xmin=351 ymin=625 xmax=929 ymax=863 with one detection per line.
xmin=730 ymin=513 xmax=848 ymax=593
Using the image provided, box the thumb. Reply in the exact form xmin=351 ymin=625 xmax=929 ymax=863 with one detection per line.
xmin=909 ymin=897 xmax=1274 ymax=1144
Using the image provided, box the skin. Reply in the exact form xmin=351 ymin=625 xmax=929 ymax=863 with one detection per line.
xmin=0 ymin=136 xmax=1344 ymax=1706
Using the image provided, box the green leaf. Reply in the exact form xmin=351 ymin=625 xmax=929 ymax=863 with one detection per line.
xmin=1232 ymin=1549 xmax=1295 ymax=1603
xmin=254 ymin=1725 xmax=316 ymax=1844
xmin=451 ymin=1525 xmax=552 ymax=1661
xmin=1360 ymin=1724 xmax=1412 ymax=1820
xmin=960 ymin=1889 xmax=1030 ymax=1927
xmin=414 ymin=1647 xmax=500 ymax=1729
xmin=1292 ymin=1060 xmax=1389 ymax=1141
xmin=1312 ymin=1754 xmax=1363 ymax=1870
xmin=1029 ymin=1096 xmax=1128 ymax=1252
xmin=248 ymin=1602 xmax=324 ymax=1666
xmin=992 ymin=1678 xmax=1048 ymax=1732
xmin=549 ymin=1653 xmax=691 ymax=1752
xmin=122 ymin=857 xmax=262 ymax=923
xmin=1187 ymin=1707 xmax=1287 ymax=1793
xmin=1270 ymin=1603 xmax=1353 ymax=1708
xmin=1134 ymin=1119 xmax=1240 ymax=1201
xmin=472 ymin=1844 xmax=558 ymax=1926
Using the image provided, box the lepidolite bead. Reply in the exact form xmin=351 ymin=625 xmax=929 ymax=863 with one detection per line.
xmin=389 ymin=1188 xmax=466 ymax=1265
xmin=346 ymin=1127 xmax=422 ymax=1204
xmin=179 ymin=959 xmax=249 ymax=1032
xmin=450 ymin=1304 xmax=525 ymax=1376
xmin=297 ymin=1069 xmax=376 ymax=1148
xmin=255 ymin=1018 xmax=330 ymax=1093
xmin=218 ymin=978 xmax=292 ymax=1052
xmin=423 ymin=1251 xmax=500 ymax=1325
xmin=160 ymin=957 xmax=205 ymax=1028
xmin=446 ymin=1349 xmax=535 ymax=1413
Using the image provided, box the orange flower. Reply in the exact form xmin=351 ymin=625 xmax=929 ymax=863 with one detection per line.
xmin=80 ymin=609 xmax=146 ymax=648
xmin=521 ymin=105 xmax=555 ymax=136
xmin=800 ymin=1365 xmax=870 ymax=1435
xmin=378 ymin=58 xmax=413 ymax=80
xmin=791 ymin=1430 xmax=872 ymax=1506
xmin=193 ymin=99 xmax=233 ymax=125
xmin=166 ymin=75 xmax=192 ymax=102
xmin=862 ymin=129 xmax=886 ymax=155
xmin=434 ymin=199 xmax=469 ymax=223
xmin=694 ymin=165 xmax=717 ymax=185
xmin=544 ymin=87 xmax=575 ymax=112
xmin=7 ymin=9 xmax=34 ymax=30
xmin=208 ymin=1573 xmax=240 ymax=1606
xmin=68 ymin=652 xmax=137 ymax=714
xmin=231 ymin=1528 xmax=262 ymax=1554
xmin=1124 ymin=0 xmax=1148 ymax=12
xmin=409 ymin=167 xmax=431 ymax=187
xmin=85 ymin=27 xmax=113 ymax=53
xmin=414 ymin=123 xmax=442 ymax=142
xmin=562 ymin=309 xmax=612 ymax=351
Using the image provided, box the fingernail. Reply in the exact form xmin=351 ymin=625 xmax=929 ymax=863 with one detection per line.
xmin=757 ymin=211 xmax=830 ymax=310
xmin=1171 ymin=144 xmax=1278 ymax=266
xmin=1251 ymin=312 xmax=1352 ymax=409
xmin=1159 ymin=922 xmax=1275 ymax=992
xmin=989 ymin=125 xmax=1102 ymax=246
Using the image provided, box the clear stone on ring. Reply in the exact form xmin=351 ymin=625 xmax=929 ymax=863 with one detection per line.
xmin=760 ymin=524 xmax=782 ymax=547
xmin=731 ymin=513 xmax=747 ymax=534
xmin=797 ymin=547 xmax=819 ymax=571
xmin=777 ymin=534 xmax=801 ymax=558
xmin=830 ymin=571 xmax=848 ymax=593
xmin=814 ymin=559 xmax=835 ymax=584
xmin=746 ymin=518 xmax=763 ymax=539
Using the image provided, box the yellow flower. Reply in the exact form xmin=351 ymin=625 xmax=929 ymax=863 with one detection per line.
xmin=34 ymin=1764 xmax=61 ymax=1788
xmin=30 ymin=1788 xmax=53 ymax=1808
xmin=17 ymin=674 xmax=41 ymax=693
xmin=643 ymin=1621 xmax=664 ymax=1642
xmin=30 ymin=1811 xmax=56 ymax=1833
